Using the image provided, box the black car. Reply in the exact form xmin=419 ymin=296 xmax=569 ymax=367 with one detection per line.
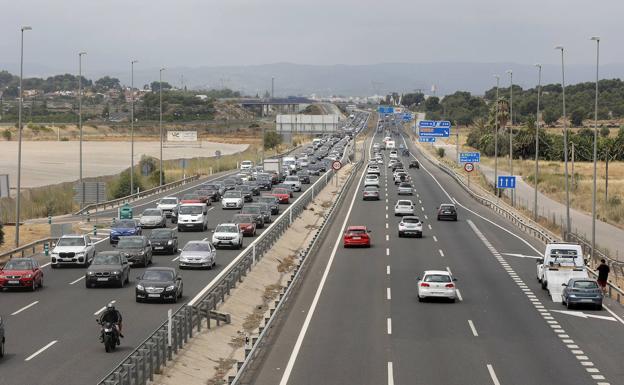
xmin=437 ymin=203 xmax=458 ymax=221
xmin=223 ymin=179 xmax=237 ymax=190
xmin=201 ymin=187 xmax=221 ymax=202
xmin=135 ymin=267 xmax=183 ymax=303
xmin=241 ymin=205 xmax=265 ymax=228
xmin=256 ymin=177 xmax=273 ymax=191
xmin=234 ymin=185 xmax=254 ymax=202
xmin=247 ymin=202 xmax=272 ymax=224
xmin=409 ymin=160 xmax=420 ymax=169
xmin=298 ymin=170 xmax=311 ymax=184
xmin=116 ymin=236 xmax=153 ymax=267
xmin=149 ymin=228 xmax=179 ymax=254
xmin=245 ymin=182 xmax=261 ymax=196
xmin=258 ymin=196 xmax=280 ymax=215
xmin=85 ymin=252 xmax=130 ymax=288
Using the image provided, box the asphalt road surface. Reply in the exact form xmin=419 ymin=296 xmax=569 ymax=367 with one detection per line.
xmin=248 ymin=129 xmax=624 ymax=385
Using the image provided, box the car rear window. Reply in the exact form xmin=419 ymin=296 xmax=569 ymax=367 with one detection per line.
xmin=424 ymin=274 xmax=451 ymax=283
xmin=403 ymin=217 xmax=420 ymax=223
xmin=348 ymin=229 xmax=366 ymax=234
xmin=397 ymin=200 xmax=412 ymax=206
xmin=573 ymin=281 xmax=599 ymax=289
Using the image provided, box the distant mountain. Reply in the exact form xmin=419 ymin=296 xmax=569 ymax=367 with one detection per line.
xmin=3 ymin=62 xmax=624 ymax=97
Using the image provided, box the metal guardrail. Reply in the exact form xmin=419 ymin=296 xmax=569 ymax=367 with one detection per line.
xmin=0 ymin=237 xmax=55 ymax=262
xmin=410 ymin=136 xmax=624 ymax=303
xmin=96 ymin=141 xmax=354 ymax=385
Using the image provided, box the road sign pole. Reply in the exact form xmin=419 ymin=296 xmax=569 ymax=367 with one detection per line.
xmin=456 ymin=126 xmax=460 ymax=165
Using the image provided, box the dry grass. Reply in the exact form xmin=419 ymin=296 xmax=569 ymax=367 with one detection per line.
xmin=0 ymin=223 xmax=51 ymax=254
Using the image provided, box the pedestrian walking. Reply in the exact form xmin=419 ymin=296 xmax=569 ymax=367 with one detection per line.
xmin=597 ymin=259 xmax=610 ymax=294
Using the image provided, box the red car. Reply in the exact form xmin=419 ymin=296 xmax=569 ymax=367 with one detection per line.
xmin=233 ymin=214 xmax=257 ymax=236
xmin=180 ymin=193 xmax=202 ymax=204
xmin=194 ymin=190 xmax=213 ymax=205
xmin=271 ymin=188 xmax=290 ymax=204
xmin=343 ymin=226 xmax=372 ymax=248
xmin=0 ymin=258 xmax=44 ymax=291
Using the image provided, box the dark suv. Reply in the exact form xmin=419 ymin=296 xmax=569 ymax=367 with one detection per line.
xmin=437 ymin=203 xmax=458 ymax=221
xmin=241 ymin=205 xmax=265 ymax=228
xmin=116 ymin=236 xmax=153 ymax=267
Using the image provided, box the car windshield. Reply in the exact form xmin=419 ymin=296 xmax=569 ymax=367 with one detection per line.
xmin=216 ymin=225 xmax=238 ymax=233
xmin=3 ymin=260 xmax=33 ymax=270
xmin=143 ymin=209 xmax=161 ymax=216
xmin=160 ymin=198 xmax=177 ymax=205
xmin=115 ymin=220 xmax=136 ymax=229
xmin=117 ymin=238 xmax=143 ymax=248
xmin=573 ymin=280 xmax=599 ymax=289
xmin=150 ymin=229 xmax=172 ymax=239
xmin=224 ymin=191 xmax=242 ymax=198
xmin=403 ymin=217 xmax=420 ymax=224
xmin=56 ymin=237 xmax=86 ymax=246
xmin=424 ymin=274 xmax=452 ymax=283
xmin=183 ymin=242 xmax=210 ymax=252
xmin=142 ymin=270 xmax=174 ymax=281
xmin=365 ymin=186 xmax=378 ymax=191
xmin=92 ymin=254 xmax=121 ymax=265
xmin=179 ymin=206 xmax=203 ymax=215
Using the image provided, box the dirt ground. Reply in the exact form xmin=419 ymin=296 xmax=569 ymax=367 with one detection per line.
xmin=0 ymin=223 xmax=51 ymax=255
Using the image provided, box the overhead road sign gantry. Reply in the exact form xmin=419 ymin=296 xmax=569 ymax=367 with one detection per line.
xmin=459 ymin=152 xmax=481 ymax=163
xmin=497 ymin=176 xmax=516 ymax=189
xmin=418 ymin=120 xmax=451 ymax=137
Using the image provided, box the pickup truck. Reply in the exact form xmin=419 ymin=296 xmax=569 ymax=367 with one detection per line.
xmin=537 ymin=242 xmax=588 ymax=302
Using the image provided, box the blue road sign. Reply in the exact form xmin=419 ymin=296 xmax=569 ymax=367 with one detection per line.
xmin=419 ymin=137 xmax=436 ymax=143
xmin=497 ymin=176 xmax=516 ymax=189
xmin=418 ymin=120 xmax=451 ymax=137
xmin=378 ymin=106 xmax=394 ymax=114
xmin=459 ymin=152 xmax=481 ymax=163
xmin=402 ymin=113 xmax=413 ymax=122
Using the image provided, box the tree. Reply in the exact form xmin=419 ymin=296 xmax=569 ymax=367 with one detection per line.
xmin=542 ymin=108 xmax=559 ymax=126
xmin=402 ymin=92 xmax=425 ymax=107
xmin=264 ymin=130 xmax=282 ymax=150
xmin=0 ymin=221 xmax=4 ymax=247
xmin=2 ymin=129 xmax=11 ymax=141
xmin=600 ymin=126 xmax=610 ymax=138
xmin=95 ymin=76 xmax=121 ymax=91
xmin=150 ymin=81 xmax=172 ymax=93
xmin=570 ymin=109 xmax=585 ymax=127
xmin=110 ymin=170 xmax=144 ymax=198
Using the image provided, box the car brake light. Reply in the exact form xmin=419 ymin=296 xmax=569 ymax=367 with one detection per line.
xmin=445 ymin=283 xmax=455 ymax=288
xmin=420 ymin=283 xmax=430 ymax=287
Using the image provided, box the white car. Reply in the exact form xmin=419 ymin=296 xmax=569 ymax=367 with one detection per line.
xmin=364 ymin=174 xmax=380 ymax=187
xmin=389 ymin=150 xmax=398 ymax=159
xmin=417 ymin=270 xmax=458 ymax=302
xmin=178 ymin=240 xmax=217 ymax=269
xmin=157 ymin=196 xmax=179 ymax=218
xmin=240 ymin=160 xmax=253 ymax=170
xmin=387 ymin=159 xmax=399 ymax=168
xmin=394 ymin=200 xmax=415 ymax=216
xmin=212 ymin=223 xmax=244 ymax=249
xmin=139 ymin=208 xmax=167 ymax=228
xmin=51 ymin=234 xmax=96 ymax=267
xmin=283 ymin=175 xmax=302 ymax=192
xmin=398 ymin=216 xmax=423 ymax=238
xmin=397 ymin=182 xmax=413 ymax=195
xmin=367 ymin=165 xmax=381 ymax=175
xmin=394 ymin=171 xmax=409 ymax=184
xmin=222 ymin=191 xmax=244 ymax=209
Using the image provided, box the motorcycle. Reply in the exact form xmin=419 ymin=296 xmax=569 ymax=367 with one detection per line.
xmin=97 ymin=318 xmax=119 ymax=352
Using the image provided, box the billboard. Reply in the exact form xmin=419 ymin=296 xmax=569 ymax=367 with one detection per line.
xmin=167 ymin=131 xmax=198 ymax=142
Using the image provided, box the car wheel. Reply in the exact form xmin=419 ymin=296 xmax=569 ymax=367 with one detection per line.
xmin=566 ymin=302 xmax=573 ymax=310
xmin=125 ymin=274 xmax=130 ymax=284
xmin=39 ymin=276 xmax=44 ymax=289
xmin=398 ymin=232 xmax=402 ymax=238
xmin=86 ymin=280 xmax=92 ymax=288
xmin=0 ymin=339 xmax=4 ymax=358
xmin=118 ymin=279 xmax=124 ymax=288
xmin=437 ymin=216 xmax=441 ymax=221
xmin=449 ymin=297 xmax=456 ymax=303
xmin=541 ymin=280 xmax=547 ymax=290
xmin=561 ymin=298 xmax=566 ymax=305
xmin=596 ymin=303 xmax=603 ymax=311
xmin=172 ymin=292 xmax=178 ymax=304
xmin=31 ymin=279 xmax=37 ymax=291
xmin=135 ymin=297 xmax=142 ymax=303
xmin=178 ymin=227 xmax=184 ymax=233
xmin=51 ymin=264 xmax=58 ymax=269
xmin=418 ymin=296 xmax=424 ymax=302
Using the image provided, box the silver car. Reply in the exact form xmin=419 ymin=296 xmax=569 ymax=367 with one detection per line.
xmin=394 ymin=200 xmax=415 ymax=216
xmin=397 ymin=182 xmax=413 ymax=195
xmin=362 ymin=186 xmax=380 ymax=201
xmin=139 ymin=208 xmax=167 ymax=228
xmin=178 ymin=240 xmax=217 ymax=269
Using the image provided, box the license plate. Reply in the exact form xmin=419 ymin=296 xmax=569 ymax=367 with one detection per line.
xmin=97 ymin=278 xmax=109 ymax=281
xmin=352 ymin=237 xmax=361 ymax=240
xmin=154 ymin=246 xmax=164 ymax=250
xmin=579 ymin=299 xmax=593 ymax=302
xmin=8 ymin=280 xmax=19 ymax=284
xmin=185 ymin=224 xmax=194 ymax=227
xmin=148 ymin=294 xmax=161 ymax=298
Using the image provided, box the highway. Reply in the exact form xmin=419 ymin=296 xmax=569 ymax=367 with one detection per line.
xmin=0 ymin=146 xmax=330 ymax=385
xmin=248 ymin=127 xmax=624 ymax=385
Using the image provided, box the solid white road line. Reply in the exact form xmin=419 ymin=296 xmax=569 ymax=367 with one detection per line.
xmin=603 ymin=304 xmax=624 ymax=326
xmin=40 ymin=262 xmax=51 ymax=268
xmin=433 ymin=235 xmax=438 ymax=242
xmin=11 ymin=301 xmax=39 ymax=316
xmin=69 ymin=276 xmax=85 ymax=285
xmin=278 ymin=137 xmax=371 ymax=385
xmin=94 ymin=300 xmax=116 ymax=316
xmin=487 ymin=364 xmax=501 ymax=385
xmin=438 ymin=249 xmax=445 ymax=257
xmin=468 ymin=320 xmax=479 ymax=336
xmin=25 ymin=340 xmax=58 ymax=361
xmin=388 ymin=362 xmax=395 ymax=385
xmin=387 ymin=318 xmax=392 ymax=334
xmin=387 ymin=287 xmax=392 ymax=300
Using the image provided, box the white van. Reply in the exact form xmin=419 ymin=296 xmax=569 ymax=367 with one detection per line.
xmin=240 ymin=160 xmax=253 ymax=170
xmin=386 ymin=140 xmax=396 ymax=150
xmin=177 ymin=203 xmax=208 ymax=232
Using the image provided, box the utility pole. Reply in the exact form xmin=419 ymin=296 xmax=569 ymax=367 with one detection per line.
xmin=534 ymin=64 xmax=542 ymax=221
xmin=15 ymin=25 xmax=32 ymax=247
xmin=271 ymin=77 xmax=274 ymax=99
xmin=130 ymin=60 xmax=138 ymax=195
xmin=456 ymin=125 xmax=460 ymax=164
xmin=78 ymin=51 xmax=86 ymax=208
xmin=555 ymin=46 xmax=571 ymax=237
xmin=506 ymin=69 xmax=514 ymax=206
xmin=590 ymin=36 xmax=600 ymax=258
xmin=159 ymin=67 xmax=165 ymax=186
xmin=571 ymin=143 xmax=575 ymax=190
xmin=494 ymin=75 xmax=500 ymax=197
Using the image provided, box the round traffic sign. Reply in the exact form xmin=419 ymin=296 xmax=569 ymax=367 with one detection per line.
xmin=464 ymin=162 xmax=474 ymax=173
xmin=332 ymin=160 xmax=342 ymax=171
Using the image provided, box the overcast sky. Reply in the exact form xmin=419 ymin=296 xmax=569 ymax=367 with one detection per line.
xmin=1 ymin=0 xmax=622 ymax=74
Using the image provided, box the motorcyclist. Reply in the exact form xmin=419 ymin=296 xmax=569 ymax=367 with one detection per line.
xmin=100 ymin=303 xmax=124 ymax=341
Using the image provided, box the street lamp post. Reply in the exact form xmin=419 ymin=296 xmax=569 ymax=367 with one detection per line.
xmin=159 ymin=67 xmax=165 ymax=186
xmin=555 ymin=45 xmax=571 ymax=237
xmin=130 ymin=60 xmax=138 ymax=195
xmin=494 ymin=75 xmax=500 ymax=196
xmin=78 ymin=51 xmax=87 ymax=208
xmin=15 ymin=25 xmax=32 ymax=247
xmin=534 ymin=64 xmax=542 ymax=221
xmin=590 ymin=36 xmax=600 ymax=258
xmin=506 ymin=69 xmax=514 ymax=206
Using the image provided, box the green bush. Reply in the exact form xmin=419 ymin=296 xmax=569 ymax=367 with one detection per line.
xmin=0 ymin=222 xmax=4 ymax=246
xmin=110 ymin=170 xmax=144 ymax=199
xmin=264 ymin=130 xmax=282 ymax=150
xmin=2 ymin=129 xmax=11 ymax=141
xmin=437 ymin=148 xmax=445 ymax=158
xmin=600 ymin=126 xmax=610 ymax=137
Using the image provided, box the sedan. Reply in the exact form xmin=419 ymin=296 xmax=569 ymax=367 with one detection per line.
xmin=135 ymin=267 xmax=183 ymax=303
xmin=298 ymin=171 xmax=311 ymax=184
xmin=139 ymin=208 xmax=167 ymax=228
xmin=85 ymin=252 xmax=130 ymax=288
xmin=343 ymin=226 xmax=371 ymax=248
xmin=437 ymin=203 xmax=458 ymax=221
xmin=562 ymin=278 xmax=603 ymax=310
xmin=149 ymin=228 xmax=178 ymax=254
xmin=394 ymin=200 xmax=415 ymax=216
xmin=179 ymin=240 xmax=217 ymax=269
xmin=364 ymin=174 xmax=380 ymax=187
xmin=258 ymin=195 xmax=280 ymax=215
xmin=271 ymin=188 xmax=290 ymax=204
xmin=116 ymin=236 xmax=153 ymax=267
xmin=397 ymin=182 xmax=413 ymax=195
xmin=241 ymin=205 xmax=265 ymax=228
xmin=362 ymin=186 xmax=380 ymax=200
xmin=0 ymin=258 xmax=43 ymax=291
xmin=417 ymin=270 xmax=458 ymax=302
xmin=233 ymin=214 xmax=257 ymax=236
xmin=398 ymin=216 xmax=423 ymax=238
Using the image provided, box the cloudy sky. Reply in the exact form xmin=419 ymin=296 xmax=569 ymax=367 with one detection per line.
xmin=1 ymin=0 xmax=622 ymax=74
